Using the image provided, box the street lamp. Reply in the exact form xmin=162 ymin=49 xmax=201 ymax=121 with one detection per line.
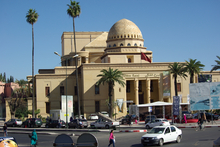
xmin=54 ymin=51 xmax=78 ymax=128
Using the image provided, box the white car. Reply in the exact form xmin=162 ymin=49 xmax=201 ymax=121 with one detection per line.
xmin=141 ymin=126 xmax=182 ymax=146
xmin=89 ymin=113 xmax=98 ymax=120
xmin=100 ymin=111 xmax=109 ymax=117
xmin=145 ymin=118 xmax=170 ymax=129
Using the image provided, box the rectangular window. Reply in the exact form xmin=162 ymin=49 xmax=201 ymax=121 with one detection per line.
xmin=177 ymin=83 xmax=181 ymax=92
xmin=46 ymin=102 xmax=50 ymax=114
xmin=45 ymin=87 xmax=50 ymax=96
xmin=138 ymin=81 xmax=142 ymax=92
xmin=150 ymin=80 xmax=153 ymax=92
xmin=126 ymin=81 xmax=130 ymax=93
xmin=60 ymin=86 xmax=64 ymax=96
xmin=74 ymin=86 xmax=77 ymax=95
xmin=95 ymin=85 xmax=99 ymax=94
xmin=95 ymin=101 xmax=100 ymax=112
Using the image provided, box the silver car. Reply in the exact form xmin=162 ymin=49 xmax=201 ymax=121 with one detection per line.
xmin=5 ymin=119 xmax=22 ymax=127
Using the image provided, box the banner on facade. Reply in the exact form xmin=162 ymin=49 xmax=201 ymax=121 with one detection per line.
xmin=61 ymin=95 xmax=73 ymax=113
xmin=190 ymin=82 xmax=220 ymax=111
xmin=116 ymin=99 xmax=123 ymax=111
xmin=163 ymin=71 xmax=171 ymax=97
xmin=173 ymin=96 xmax=180 ymax=116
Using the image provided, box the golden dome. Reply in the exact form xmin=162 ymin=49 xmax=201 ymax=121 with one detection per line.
xmin=107 ymin=19 xmax=143 ymax=40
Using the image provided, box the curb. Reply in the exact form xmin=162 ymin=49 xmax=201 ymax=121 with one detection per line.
xmin=177 ymin=125 xmax=220 ymax=128
xmin=119 ymin=130 xmax=147 ymax=133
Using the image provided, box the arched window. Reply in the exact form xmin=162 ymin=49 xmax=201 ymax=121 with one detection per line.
xmin=113 ymin=44 xmax=116 ymax=47
xmin=140 ymin=44 xmax=142 ymax=46
xmin=124 ymin=35 xmax=126 ymax=38
xmin=109 ymin=45 xmax=111 ymax=47
xmin=134 ymin=43 xmax=137 ymax=46
xmin=120 ymin=43 xmax=123 ymax=46
xmin=117 ymin=36 xmax=119 ymax=38
xmin=114 ymin=36 xmax=116 ymax=39
xmin=128 ymin=35 xmax=129 ymax=38
xmin=127 ymin=43 xmax=131 ymax=46
xmin=121 ymin=35 xmax=123 ymax=38
xmin=128 ymin=58 xmax=131 ymax=63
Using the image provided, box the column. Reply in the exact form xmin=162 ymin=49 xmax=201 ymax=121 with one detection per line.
xmin=146 ymin=78 xmax=151 ymax=103
xmin=159 ymin=73 xmax=163 ymax=101
xmin=86 ymin=57 xmax=89 ymax=63
xmin=134 ymin=79 xmax=139 ymax=105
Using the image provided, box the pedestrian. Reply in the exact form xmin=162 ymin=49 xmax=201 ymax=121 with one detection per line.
xmin=3 ymin=123 xmax=7 ymax=137
xmin=108 ymin=130 xmax=115 ymax=147
xmin=128 ymin=115 xmax=132 ymax=126
xmin=30 ymin=129 xmax=38 ymax=147
xmin=58 ymin=117 xmax=61 ymax=128
xmin=183 ymin=114 xmax=187 ymax=124
xmin=135 ymin=117 xmax=138 ymax=124
xmin=70 ymin=116 xmax=73 ymax=122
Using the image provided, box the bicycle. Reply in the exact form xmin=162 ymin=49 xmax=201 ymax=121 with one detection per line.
xmin=194 ymin=123 xmax=206 ymax=131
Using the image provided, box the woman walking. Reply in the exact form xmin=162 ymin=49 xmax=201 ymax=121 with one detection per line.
xmin=30 ymin=129 xmax=38 ymax=147
xmin=108 ymin=130 xmax=115 ymax=147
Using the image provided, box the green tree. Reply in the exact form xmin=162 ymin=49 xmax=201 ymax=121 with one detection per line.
xmin=211 ymin=56 xmax=220 ymax=72
xmin=26 ymin=9 xmax=39 ymax=118
xmin=96 ymin=68 xmax=125 ymax=118
xmin=185 ymin=59 xmax=204 ymax=83
xmin=8 ymin=80 xmax=28 ymax=119
xmin=168 ymin=62 xmax=187 ymax=96
xmin=67 ymin=0 xmax=81 ymax=117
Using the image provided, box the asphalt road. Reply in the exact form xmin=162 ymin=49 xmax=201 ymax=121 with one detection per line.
xmin=3 ymin=127 xmax=220 ymax=147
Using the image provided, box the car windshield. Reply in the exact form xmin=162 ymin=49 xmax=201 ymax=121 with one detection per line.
xmin=148 ymin=128 xmax=165 ymax=134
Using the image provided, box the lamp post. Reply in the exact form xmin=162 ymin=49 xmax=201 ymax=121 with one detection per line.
xmin=54 ymin=52 xmax=78 ymax=128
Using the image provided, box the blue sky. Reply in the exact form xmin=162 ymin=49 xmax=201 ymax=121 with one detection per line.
xmin=1 ymin=0 xmax=219 ymax=81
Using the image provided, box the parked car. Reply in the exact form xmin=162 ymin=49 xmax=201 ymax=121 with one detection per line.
xmin=145 ymin=115 xmax=157 ymax=124
xmin=0 ymin=136 xmax=18 ymax=145
xmin=141 ymin=125 xmax=182 ymax=146
xmin=68 ymin=119 xmax=88 ymax=128
xmin=121 ymin=114 xmax=138 ymax=124
xmin=90 ymin=119 xmax=119 ymax=129
xmin=89 ymin=113 xmax=98 ymax=120
xmin=45 ymin=120 xmax=66 ymax=128
xmin=100 ymin=111 xmax=109 ymax=117
xmin=145 ymin=118 xmax=170 ymax=129
xmin=5 ymin=119 xmax=22 ymax=127
xmin=75 ymin=115 xmax=85 ymax=119
xmin=21 ymin=118 xmax=42 ymax=128
xmin=194 ymin=112 xmax=219 ymax=121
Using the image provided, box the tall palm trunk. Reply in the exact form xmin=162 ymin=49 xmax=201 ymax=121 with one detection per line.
xmin=108 ymin=83 xmax=113 ymax=118
xmin=190 ymin=73 xmax=194 ymax=83
xmin=32 ymin=24 xmax=35 ymax=118
xmin=174 ymin=75 xmax=178 ymax=96
xmin=73 ymin=18 xmax=81 ymax=118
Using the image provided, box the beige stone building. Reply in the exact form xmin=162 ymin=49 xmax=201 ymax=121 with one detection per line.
xmin=24 ymin=18 xmax=220 ymax=121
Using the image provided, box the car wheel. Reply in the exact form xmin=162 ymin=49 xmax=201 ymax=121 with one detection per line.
xmin=84 ymin=126 xmax=87 ymax=128
xmin=31 ymin=124 xmax=34 ymax=128
xmin=105 ymin=125 xmax=110 ymax=129
xmin=56 ymin=125 xmax=59 ymax=128
xmin=158 ymin=138 xmax=163 ymax=146
xmin=46 ymin=125 xmax=49 ymax=128
xmin=146 ymin=125 xmax=150 ymax=129
xmin=12 ymin=124 xmax=15 ymax=127
xmin=176 ymin=135 xmax=181 ymax=143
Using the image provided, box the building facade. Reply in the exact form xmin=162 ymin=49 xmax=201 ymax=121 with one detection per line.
xmin=26 ymin=19 xmax=220 ymax=120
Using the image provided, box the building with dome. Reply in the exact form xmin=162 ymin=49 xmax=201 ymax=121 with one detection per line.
xmin=5 ymin=18 xmax=218 ymax=121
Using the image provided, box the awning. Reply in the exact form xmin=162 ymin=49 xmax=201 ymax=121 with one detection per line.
xmin=137 ymin=101 xmax=189 ymax=107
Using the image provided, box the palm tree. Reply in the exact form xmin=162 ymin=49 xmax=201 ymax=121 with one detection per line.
xmin=67 ymin=0 xmax=81 ymax=118
xmin=168 ymin=62 xmax=187 ymax=96
xmin=96 ymin=67 xmax=125 ymax=118
xmin=26 ymin=9 xmax=39 ymax=118
xmin=185 ymin=59 xmax=204 ymax=83
xmin=211 ymin=56 xmax=220 ymax=72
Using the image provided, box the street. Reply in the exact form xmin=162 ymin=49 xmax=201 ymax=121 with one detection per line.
xmin=5 ymin=127 xmax=220 ymax=147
